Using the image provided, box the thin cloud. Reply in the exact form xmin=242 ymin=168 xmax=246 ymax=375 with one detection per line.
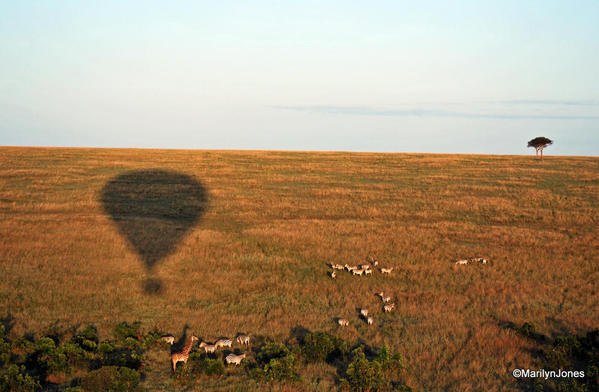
xmin=492 ymin=99 xmax=599 ymax=106
xmin=271 ymin=105 xmax=599 ymax=120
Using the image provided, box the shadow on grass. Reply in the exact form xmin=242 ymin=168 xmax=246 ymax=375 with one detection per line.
xmin=171 ymin=324 xmax=190 ymax=355
xmin=100 ymin=170 xmax=208 ymax=295
xmin=499 ymin=320 xmax=599 ymax=392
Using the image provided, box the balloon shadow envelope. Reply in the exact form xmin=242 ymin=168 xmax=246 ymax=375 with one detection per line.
xmin=100 ymin=170 xmax=207 ymax=292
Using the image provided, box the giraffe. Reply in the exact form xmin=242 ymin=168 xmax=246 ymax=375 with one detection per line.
xmin=171 ymin=335 xmax=198 ymax=372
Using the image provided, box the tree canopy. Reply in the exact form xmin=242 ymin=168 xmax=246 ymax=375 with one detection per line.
xmin=527 ymin=137 xmax=553 ymax=159
xmin=527 ymin=137 xmax=553 ymax=149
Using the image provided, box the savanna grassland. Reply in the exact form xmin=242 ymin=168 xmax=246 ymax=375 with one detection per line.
xmin=0 ymin=147 xmax=598 ymax=391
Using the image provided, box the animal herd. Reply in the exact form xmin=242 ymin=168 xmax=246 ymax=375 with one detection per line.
xmin=332 ymin=256 xmax=398 ymax=328
xmin=332 ymin=255 xmax=488 ymax=328
xmin=165 ymin=254 xmax=489 ymax=373
xmin=454 ymin=257 xmax=488 ymax=266
xmin=162 ymin=333 xmax=251 ymax=372
xmin=329 ymin=257 xmax=394 ymax=279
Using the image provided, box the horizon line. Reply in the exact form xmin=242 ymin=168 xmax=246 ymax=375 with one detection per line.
xmin=2 ymin=145 xmax=598 ymax=158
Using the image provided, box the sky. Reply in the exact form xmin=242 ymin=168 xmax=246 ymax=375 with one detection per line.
xmin=1 ymin=1 xmax=598 ymax=155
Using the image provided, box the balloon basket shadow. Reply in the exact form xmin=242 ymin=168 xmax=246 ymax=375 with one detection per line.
xmin=144 ymin=277 xmax=164 ymax=295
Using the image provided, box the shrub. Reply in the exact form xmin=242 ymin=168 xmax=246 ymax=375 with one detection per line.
xmin=544 ymin=330 xmax=599 ymax=392
xmin=301 ymin=331 xmax=348 ymax=363
xmin=264 ymin=355 xmax=298 ymax=382
xmin=71 ymin=325 xmax=98 ymax=352
xmin=513 ymin=321 xmax=547 ymax=343
xmin=100 ymin=347 xmax=142 ymax=370
xmin=60 ymin=343 xmax=87 ymax=369
xmin=80 ymin=366 xmax=142 ymax=392
xmin=344 ymin=348 xmax=386 ymax=392
xmin=257 ymin=341 xmax=291 ymax=364
xmin=0 ymin=326 xmax=10 ymax=367
xmin=375 ymin=345 xmax=405 ymax=371
xmin=515 ymin=327 xmax=599 ymax=392
xmin=0 ymin=364 xmax=41 ymax=392
xmin=253 ymin=341 xmax=299 ymax=382
xmin=519 ymin=322 xmax=536 ymax=337
xmin=10 ymin=337 xmax=35 ymax=361
xmin=28 ymin=337 xmax=69 ymax=378
xmin=123 ymin=337 xmax=139 ymax=349
xmin=198 ymin=357 xmax=225 ymax=377
xmin=172 ymin=364 xmax=194 ymax=387
xmin=98 ymin=341 xmax=116 ymax=355
xmin=113 ymin=322 xmax=142 ymax=344
xmin=96 ymin=334 xmax=143 ymax=370
xmin=141 ymin=327 xmax=162 ymax=348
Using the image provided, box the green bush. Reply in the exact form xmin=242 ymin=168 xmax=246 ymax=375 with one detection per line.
xmin=375 ymin=345 xmax=405 ymax=371
xmin=514 ymin=327 xmax=598 ymax=392
xmin=301 ymin=331 xmax=348 ymax=363
xmin=123 ymin=337 xmax=139 ymax=349
xmin=80 ymin=366 xmax=142 ymax=392
xmin=243 ymin=360 xmax=265 ymax=380
xmin=0 ymin=364 xmax=41 ymax=392
xmin=100 ymin=347 xmax=142 ymax=370
xmin=172 ymin=364 xmax=194 ymax=387
xmin=0 ymin=326 xmax=10 ymax=368
xmin=96 ymin=336 xmax=142 ymax=370
xmin=71 ymin=325 xmax=98 ymax=352
xmin=11 ymin=337 xmax=34 ymax=363
xmin=98 ymin=341 xmax=116 ymax=355
xmin=29 ymin=337 xmax=69 ymax=377
xmin=264 ymin=354 xmax=299 ymax=382
xmin=141 ymin=327 xmax=162 ymax=348
xmin=113 ymin=322 xmax=142 ymax=344
xmin=344 ymin=348 xmax=386 ymax=392
xmin=196 ymin=356 xmax=225 ymax=377
xmin=544 ymin=330 xmax=599 ymax=392
xmin=251 ymin=341 xmax=299 ymax=382
xmin=257 ymin=341 xmax=290 ymax=364
xmin=518 ymin=322 xmax=536 ymax=338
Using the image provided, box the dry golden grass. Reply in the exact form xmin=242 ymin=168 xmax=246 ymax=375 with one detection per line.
xmin=0 ymin=147 xmax=598 ymax=391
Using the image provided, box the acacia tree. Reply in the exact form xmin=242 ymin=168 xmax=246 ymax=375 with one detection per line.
xmin=527 ymin=137 xmax=553 ymax=160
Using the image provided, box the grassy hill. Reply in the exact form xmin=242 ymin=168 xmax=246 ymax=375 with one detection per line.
xmin=1 ymin=147 xmax=597 ymax=391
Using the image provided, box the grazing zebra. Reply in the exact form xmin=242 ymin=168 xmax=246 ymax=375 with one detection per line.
xmin=225 ymin=353 xmax=246 ymax=366
xmin=215 ymin=338 xmax=233 ymax=348
xmin=199 ymin=341 xmax=217 ymax=353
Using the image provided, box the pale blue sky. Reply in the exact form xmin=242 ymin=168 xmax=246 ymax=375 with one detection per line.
xmin=1 ymin=1 xmax=598 ymax=155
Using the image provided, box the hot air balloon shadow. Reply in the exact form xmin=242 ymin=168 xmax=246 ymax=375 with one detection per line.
xmin=100 ymin=170 xmax=207 ymax=294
